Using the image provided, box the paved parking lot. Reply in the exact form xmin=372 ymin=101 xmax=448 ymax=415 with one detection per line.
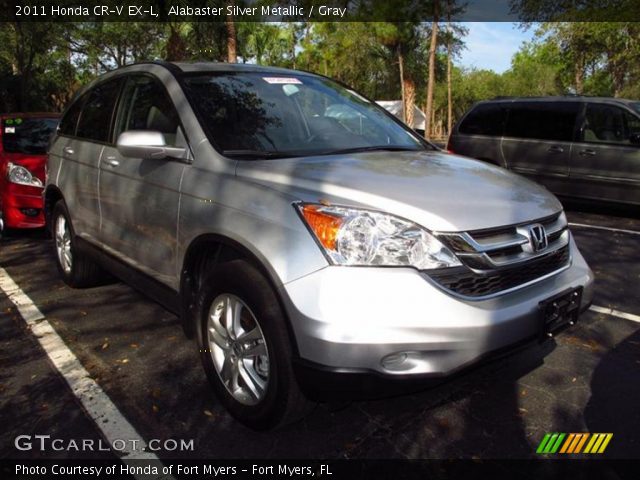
xmin=1 ymin=203 xmax=639 ymax=460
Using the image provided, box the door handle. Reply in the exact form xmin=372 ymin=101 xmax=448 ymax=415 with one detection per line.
xmin=579 ymin=149 xmax=596 ymax=156
xmin=63 ymin=146 xmax=74 ymax=156
xmin=104 ymin=157 xmax=120 ymax=167
xmin=547 ymin=146 xmax=564 ymax=153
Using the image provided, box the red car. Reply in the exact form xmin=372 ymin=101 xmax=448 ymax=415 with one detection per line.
xmin=0 ymin=113 xmax=59 ymax=232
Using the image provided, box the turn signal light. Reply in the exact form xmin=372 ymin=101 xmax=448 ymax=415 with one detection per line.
xmin=300 ymin=204 xmax=343 ymax=251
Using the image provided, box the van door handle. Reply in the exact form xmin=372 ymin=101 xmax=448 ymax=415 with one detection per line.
xmin=104 ymin=157 xmax=120 ymax=167
xmin=579 ymin=149 xmax=596 ymax=156
xmin=63 ymin=147 xmax=74 ymax=156
xmin=547 ymin=146 xmax=564 ymax=153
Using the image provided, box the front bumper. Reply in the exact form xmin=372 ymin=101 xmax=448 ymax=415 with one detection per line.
xmin=1 ymin=183 xmax=45 ymax=229
xmin=281 ymin=235 xmax=593 ymax=394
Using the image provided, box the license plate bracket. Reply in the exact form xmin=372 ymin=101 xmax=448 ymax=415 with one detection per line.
xmin=539 ymin=287 xmax=583 ymax=338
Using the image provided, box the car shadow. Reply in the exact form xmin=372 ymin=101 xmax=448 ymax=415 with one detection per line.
xmin=584 ymin=328 xmax=640 ymax=458
xmin=560 ymin=197 xmax=640 ymax=220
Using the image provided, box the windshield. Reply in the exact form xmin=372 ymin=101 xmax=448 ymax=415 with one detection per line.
xmin=2 ymin=117 xmax=59 ymax=155
xmin=183 ymin=72 xmax=427 ymax=157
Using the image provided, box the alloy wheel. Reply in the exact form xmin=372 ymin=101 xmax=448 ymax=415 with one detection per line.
xmin=55 ymin=214 xmax=72 ymax=274
xmin=207 ymin=294 xmax=270 ymax=406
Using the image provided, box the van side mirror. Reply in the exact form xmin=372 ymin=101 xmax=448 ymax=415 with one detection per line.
xmin=116 ymin=130 xmax=187 ymax=160
xmin=629 ymin=133 xmax=640 ymax=145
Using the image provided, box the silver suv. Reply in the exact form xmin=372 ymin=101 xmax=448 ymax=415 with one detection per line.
xmin=46 ymin=62 xmax=594 ymax=429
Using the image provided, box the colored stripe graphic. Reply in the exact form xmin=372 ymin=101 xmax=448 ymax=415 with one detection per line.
xmin=559 ymin=433 xmax=575 ymax=453
xmin=597 ymin=434 xmax=613 ymax=453
xmin=538 ymin=433 xmax=613 ymax=454
xmin=544 ymin=433 xmax=559 ymax=453
xmin=574 ymin=433 xmax=589 ymax=453
xmin=584 ymin=434 xmax=599 ymax=453
xmin=567 ymin=434 xmax=583 ymax=453
xmin=536 ymin=433 xmax=552 ymax=454
xmin=550 ymin=433 xmax=566 ymax=453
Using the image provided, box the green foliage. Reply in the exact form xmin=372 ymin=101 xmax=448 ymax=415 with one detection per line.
xmin=3 ymin=16 xmax=640 ymax=137
xmin=501 ymin=41 xmax=564 ymax=96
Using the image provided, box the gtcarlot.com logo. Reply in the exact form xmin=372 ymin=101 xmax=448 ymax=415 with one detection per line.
xmin=536 ymin=433 xmax=613 ymax=455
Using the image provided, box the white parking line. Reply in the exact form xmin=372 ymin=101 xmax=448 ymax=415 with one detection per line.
xmin=0 ymin=267 xmax=171 ymax=478
xmin=569 ymin=222 xmax=640 ymax=236
xmin=590 ymin=305 xmax=640 ymax=324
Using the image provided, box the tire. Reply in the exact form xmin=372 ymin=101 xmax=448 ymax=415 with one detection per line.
xmin=51 ymin=201 xmax=107 ymax=288
xmin=196 ymin=259 xmax=313 ymax=430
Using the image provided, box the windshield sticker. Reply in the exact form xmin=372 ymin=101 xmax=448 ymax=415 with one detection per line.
xmin=262 ymin=77 xmax=302 ymax=85
xmin=4 ymin=127 xmax=15 ymax=134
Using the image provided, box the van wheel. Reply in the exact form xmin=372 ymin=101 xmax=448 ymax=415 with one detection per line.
xmin=52 ymin=201 xmax=106 ymax=288
xmin=196 ymin=259 xmax=313 ymax=430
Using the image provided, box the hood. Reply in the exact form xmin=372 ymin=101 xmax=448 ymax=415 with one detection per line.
xmin=235 ymin=150 xmax=562 ymax=232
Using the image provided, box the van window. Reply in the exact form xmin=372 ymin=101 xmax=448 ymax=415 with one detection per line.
xmin=581 ymin=103 xmax=640 ymax=145
xmin=458 ymin=104 xmax=506 ymax=136
xmin=76 ymin=79 xmax=122 ymax=143
xmin=114 ymin=76 xmax=180 ymax=145
xmin=505 ymin=102 xmax=579 ymax=142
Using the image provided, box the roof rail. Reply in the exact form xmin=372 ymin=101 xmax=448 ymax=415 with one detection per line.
xmin=120 ymin=60 xmax=183 ymax=75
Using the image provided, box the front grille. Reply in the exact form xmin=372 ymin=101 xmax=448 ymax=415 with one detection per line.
xmin=428 ymin=245 xmax=570 ymax=297
xmin=429 ymin=212 xmax=571 ymax=297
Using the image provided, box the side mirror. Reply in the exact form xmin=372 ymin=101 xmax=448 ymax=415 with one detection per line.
xmin=116 ymin=130 xmax=187 ymax=160
xmin=629 ymin=133 xmax=640 ymax=145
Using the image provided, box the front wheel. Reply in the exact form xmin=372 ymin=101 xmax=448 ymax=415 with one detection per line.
xmin=197 ymin=260 xmax=312 ymax=430
xmin=52 ymin=201 xmax=107 ymax=287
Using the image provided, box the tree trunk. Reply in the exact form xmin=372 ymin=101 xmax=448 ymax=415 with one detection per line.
xmin=14 ymin=23 xmax=28 ymax=111
xmin=290 ymin=27 xmax=297 ymax=69
xmin=398 ymin=46 xmax=406 ymax=123
xmin=226 ymin=4 xmax=237 ymax=63
xmin=166 ymin=24 xmax=187 ymax=61
xmin=446 ymin=1 xmax=453 ymax=137
xmin=575 ymin=54 xmax=584 ymax=95
xmin=612 ymin=67 xmax=624 ymax=97
xmin=425 ymin=3 xmax=440 ymax=139
xmin=608 ymin=55 xmax=625 ymax=97
xmin=404 ymin=77 xmax=416 ymax=128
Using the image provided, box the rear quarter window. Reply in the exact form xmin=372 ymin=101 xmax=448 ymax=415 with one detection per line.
xmin=458 ymin=104 xmax=506 ymax=136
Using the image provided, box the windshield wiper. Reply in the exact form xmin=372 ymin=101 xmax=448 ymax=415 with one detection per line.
xmin=317 ymin=145 xmax=424 ymax=156
xmin=222 ymin=149 xmax=296 ymax=159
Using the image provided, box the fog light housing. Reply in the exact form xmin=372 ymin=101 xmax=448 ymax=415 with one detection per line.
xmin=381 ymin=352 xmax=409 ymax=371
xmin=20 ymin=208 xmax=40 ymax=217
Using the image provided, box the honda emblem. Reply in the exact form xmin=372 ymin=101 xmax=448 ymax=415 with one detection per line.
xmin=528 ymin=224 xmax=548 ymax=252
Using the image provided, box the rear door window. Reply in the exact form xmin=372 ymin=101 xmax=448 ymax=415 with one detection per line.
xmin=505 ymin=102 xmax=580 ymax=142
xmin=458 ymin=104 xmax=506 ymax=136
xmin=581 ymin=103 xmax=640 ymax=145
xmin=2 ymin=117 xmax=59 ymax=154
xmin=76 ymin=79 xmax=123 ymax=143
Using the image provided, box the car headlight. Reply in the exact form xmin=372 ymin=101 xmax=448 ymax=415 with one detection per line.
xmin=7 ymin=162 xmax=42 ymax=187
xmin=297 ymin=203 xmax=461 ymax=269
